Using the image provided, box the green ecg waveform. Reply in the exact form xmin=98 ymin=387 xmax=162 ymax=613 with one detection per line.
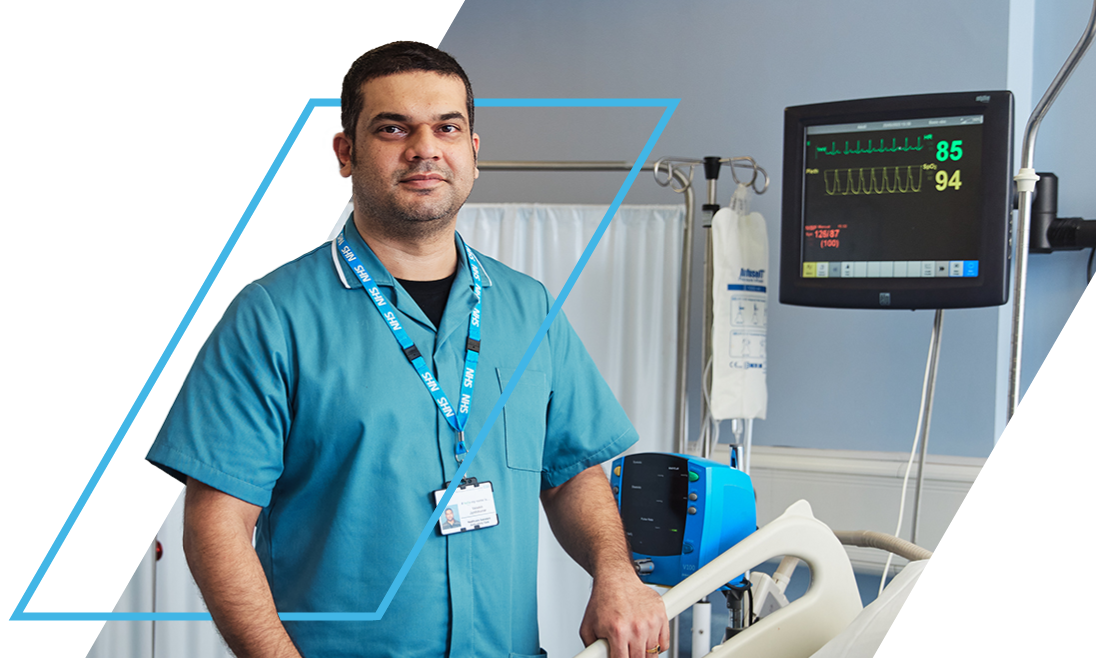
xmin=814 ymin=135 xmax=929 ymax=159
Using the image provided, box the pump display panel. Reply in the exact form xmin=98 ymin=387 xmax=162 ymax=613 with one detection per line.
xmin=780 ymin=91 xmax=1014 ymax=309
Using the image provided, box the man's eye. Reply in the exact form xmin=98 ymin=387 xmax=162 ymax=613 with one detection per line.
xmin=379 ymin=125 xmax=404 ymax=134
xmin=438 ymin=125 xmax=459 ymax=133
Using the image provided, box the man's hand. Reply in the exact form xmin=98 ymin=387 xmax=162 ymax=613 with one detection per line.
xmin=580 ymin=568 xmax=670 ymax=658
xmin=541 ymin=465 xmax=670 ymax=657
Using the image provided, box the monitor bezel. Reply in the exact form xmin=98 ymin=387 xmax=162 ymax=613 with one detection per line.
xmin=780 ymin=91 xmax=1014 ymax=310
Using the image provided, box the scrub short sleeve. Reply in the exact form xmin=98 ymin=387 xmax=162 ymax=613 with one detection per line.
xmin=540 ymin=289 xmax=638 ymax=489
xmin=146 ymin=282 xmax=291 ymax=507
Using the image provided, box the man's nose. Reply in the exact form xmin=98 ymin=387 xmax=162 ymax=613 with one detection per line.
xmin=405 ymin=126 xmax=441 ymax=161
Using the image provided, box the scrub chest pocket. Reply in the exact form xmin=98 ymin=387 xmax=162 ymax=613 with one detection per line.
xmin=497 ymin=367 xmax=548 ymax=472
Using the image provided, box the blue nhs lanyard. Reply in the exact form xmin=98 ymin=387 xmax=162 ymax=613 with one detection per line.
xmin=336 ymin=230 xmax=483 ymax=463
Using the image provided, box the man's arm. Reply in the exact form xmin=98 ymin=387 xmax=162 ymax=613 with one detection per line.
xmin=540 ymin=465 xmax=670 ymax=658
xmin=183 ymin=478 xmax=302 ymax=658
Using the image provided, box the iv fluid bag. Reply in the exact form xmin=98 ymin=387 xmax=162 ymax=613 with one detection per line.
xmin=711 ymin=184 xmax=768 ymax=420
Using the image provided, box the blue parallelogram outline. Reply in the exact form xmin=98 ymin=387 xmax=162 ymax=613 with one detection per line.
xmin=12 ymin=97 xmax=679 ymax=622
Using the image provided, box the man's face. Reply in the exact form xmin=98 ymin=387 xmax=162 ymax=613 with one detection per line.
xmin=335 ymin=71 xmax=479 ymax=240
xmin=444 ymin=509 xmax=455 ymax=522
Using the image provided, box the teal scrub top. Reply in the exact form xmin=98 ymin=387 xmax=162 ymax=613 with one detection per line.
xmin=147 ymin=218 xmax=638 ymax=658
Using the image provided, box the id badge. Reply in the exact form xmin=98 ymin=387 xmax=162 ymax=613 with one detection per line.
xmin=433 ymin=478 xmax=499 ymax=536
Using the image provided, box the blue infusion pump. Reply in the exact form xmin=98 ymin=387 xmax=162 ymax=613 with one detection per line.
xmin=610 ymin=453 xmax=756 ymax=587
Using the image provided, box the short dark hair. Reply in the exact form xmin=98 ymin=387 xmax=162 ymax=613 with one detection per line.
xmin=340 ymin=41 xmax=475 ymax=141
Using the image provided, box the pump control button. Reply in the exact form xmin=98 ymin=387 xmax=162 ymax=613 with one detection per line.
xmin=689 ymin=492 xmax=698 ymax=501
xmin=688 ymin=471 xmax=699 ymax=482
xmin=613 ymin=466 xmax=621 ymax=477
xmin=688 ymin=506 xmax=697 ymax=515
xmin=612 ymin=486 xmax=619 ymax=495
xmin=683 ymin=542 xmax=694 ymax=554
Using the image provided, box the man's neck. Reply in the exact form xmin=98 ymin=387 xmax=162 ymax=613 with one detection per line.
xmin=353 ymin=213 xmax=459 ymax=282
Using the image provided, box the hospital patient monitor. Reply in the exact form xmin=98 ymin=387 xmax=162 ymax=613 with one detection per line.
xmin=780 ymin=91 xmax=1015 ymax=310
xmin=609 ymin=453 xmax=755 ymax=588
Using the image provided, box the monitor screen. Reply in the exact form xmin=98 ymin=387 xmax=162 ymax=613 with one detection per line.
xmin=780 ymin=92 xmax=1014 ymax=309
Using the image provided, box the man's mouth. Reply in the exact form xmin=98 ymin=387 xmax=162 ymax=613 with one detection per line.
xmin=400 ymin=172 xmax=446 ymax=185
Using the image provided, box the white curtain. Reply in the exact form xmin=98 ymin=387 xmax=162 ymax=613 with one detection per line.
xmin=91 ymin=203 xmax=684 ymax=658
xmin=457 ymin=203 xmax=684 ymax=658
xmin=456 ymin=203 xmax=684 ymax=455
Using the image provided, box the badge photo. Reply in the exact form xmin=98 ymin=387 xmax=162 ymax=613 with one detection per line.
xmin=433 ymin=478 xmax=500 ymax=536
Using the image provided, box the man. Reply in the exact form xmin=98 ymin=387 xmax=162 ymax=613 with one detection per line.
xmin=147 ymin=41 xmax=667 ymax=658
xmin=441 ymin=507 xmax=460 ymax=531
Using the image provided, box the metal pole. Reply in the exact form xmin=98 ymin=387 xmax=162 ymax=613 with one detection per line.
xmin=1009 ymin=0 xmax=1096 ymax=419
xmin=742 ymin=419 xmax=753 ymax=475
xmin=911 ymin=309 xmax=944 ymax=546
xmin=674 ymin=180 xmax=696 ymax=456
xmin=700 ymin=179 xmax=720 ymax=459
xmin=478 ymin=160 xmax=648 ymax=170
xmin=150 ymin=539 xmax=156 ymax=658
xmin=701 ymin=232 xmax=715 ymax=459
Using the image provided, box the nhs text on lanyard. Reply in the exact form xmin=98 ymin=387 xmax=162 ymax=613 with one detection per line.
xmin=337 ymin=230 xmax=482 ymax=463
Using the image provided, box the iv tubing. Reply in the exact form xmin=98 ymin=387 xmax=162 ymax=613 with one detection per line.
xmin=881 ymin=309 xmax=943 ymax=597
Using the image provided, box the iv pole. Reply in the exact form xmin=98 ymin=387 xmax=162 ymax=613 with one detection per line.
xmin=652 ymin=156 xmax=769 ymax=658
xmin=1008 ymin=0 xmax=1096 ymax=419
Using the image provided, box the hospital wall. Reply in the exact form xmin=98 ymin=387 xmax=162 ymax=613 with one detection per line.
xmin=441 ymin=0 xmax=1094 ymax=461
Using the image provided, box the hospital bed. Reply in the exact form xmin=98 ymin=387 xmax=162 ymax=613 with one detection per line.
xmin=575 ymin=499 xmax=931 ymax=658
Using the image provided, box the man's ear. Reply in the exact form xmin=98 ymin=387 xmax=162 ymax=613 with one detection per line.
xmin=472 ymin=132 xmax=480 ymax=180
xmin=333 ymin=132 xmax=353 ymax=178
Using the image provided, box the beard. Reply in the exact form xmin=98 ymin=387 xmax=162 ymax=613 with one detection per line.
xmin=351 ymin=162 xmax=468 ymax=242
